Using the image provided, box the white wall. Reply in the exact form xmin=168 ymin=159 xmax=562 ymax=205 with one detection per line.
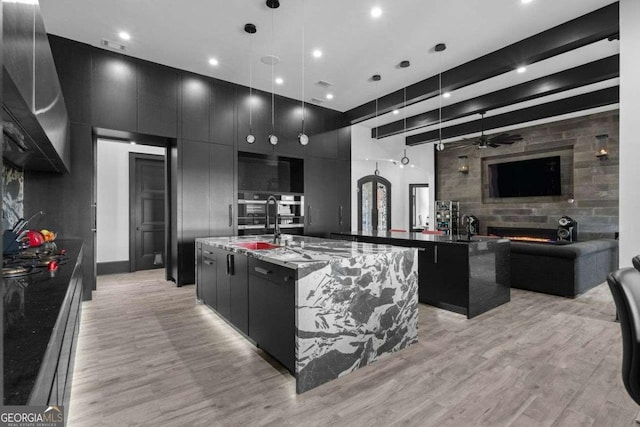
xmin=350 ymin=124 xmax=436 ymax=232
xmin=96 ymin=140 xmax=165 ymax=263
xmin=620 ymin=0 xmax=640 ymax=267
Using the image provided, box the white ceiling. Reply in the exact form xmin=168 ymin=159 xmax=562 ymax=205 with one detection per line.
xmin=39 ymin=0 xmax=618 ymax=114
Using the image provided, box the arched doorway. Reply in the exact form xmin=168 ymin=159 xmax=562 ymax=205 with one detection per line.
xmin=357 ymin=175 xmax=391 ymax=231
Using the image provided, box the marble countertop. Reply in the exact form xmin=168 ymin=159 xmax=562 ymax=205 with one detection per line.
xmin=196 ymin=234 xmax=413 ymax=269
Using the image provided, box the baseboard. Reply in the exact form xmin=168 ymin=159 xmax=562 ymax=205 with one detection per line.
xmin=97 ymin=260 xmax=130 ymax=276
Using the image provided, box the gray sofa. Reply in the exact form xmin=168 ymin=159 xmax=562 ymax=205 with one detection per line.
xmin=509 ymin=239 xmax=618 ymax=297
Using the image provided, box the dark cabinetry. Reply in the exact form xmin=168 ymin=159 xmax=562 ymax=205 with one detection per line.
xmin=91 ymin=52 xmax=137 ymax=132
xmin=196 ymin=244 xmax=249 ymax=335
xmin=179 ymin=141 xmax=234 ymax=285
xmin=181 ymin=74 xmax=210 ymax=142
xmin=211 ymin=81 xmax=236 ymax=145
xmin=137 ymin=61 xmax=178 ymax=138
xmin=418 ymin=244 xmax=469 ymax=314
xmin=248 ymin=258 xmax=295 ymax=373
xmin=305 ymin=157 xmax=351 ymax=236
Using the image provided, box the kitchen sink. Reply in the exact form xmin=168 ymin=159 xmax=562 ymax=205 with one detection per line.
xmin=233 ymin=241 xmax=281 ymax=250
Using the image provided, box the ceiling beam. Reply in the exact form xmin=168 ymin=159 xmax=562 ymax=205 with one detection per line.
xmin=346 ymin=2 xmax=619 ymax=125
xmin=405 ymin=86 xmax=619 ymax=146
xmin=372 ymin=55 xmax=619 ymax=139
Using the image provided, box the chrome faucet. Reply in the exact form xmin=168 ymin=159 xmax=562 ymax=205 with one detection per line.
xmin=266 ymin=195 xmax=281 ymax=243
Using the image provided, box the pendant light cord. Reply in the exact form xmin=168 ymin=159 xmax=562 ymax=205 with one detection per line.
xmin=271 ymin=8 xmax=275 ymax=136
xmin=301 ymin=0 xmax=305 ymax=134
xmin=249 ymin=32 xmax=253 ymax=133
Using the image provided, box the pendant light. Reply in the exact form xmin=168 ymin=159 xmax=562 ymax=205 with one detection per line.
xmin=435 ymin=43 xmax=446 ymax=152
xmin=244 ymin=23 xmax=257 ymax=144
xmin=298 ymin=0 xmax=309 ymax=146
xmin=374 ymin=162 xmax=380 ymax=176
xmin=401 ymin=86 xmax=410 ymax=165
xmin=267 ymin=0 xmax=279 ymax=146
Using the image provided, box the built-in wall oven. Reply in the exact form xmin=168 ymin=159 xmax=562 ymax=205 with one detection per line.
xmin=237 ymin=192 xmax=305 ymax=235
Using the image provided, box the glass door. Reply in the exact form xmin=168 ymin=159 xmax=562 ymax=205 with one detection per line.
xmin=358 ymin=175 xmax=391 ymax=231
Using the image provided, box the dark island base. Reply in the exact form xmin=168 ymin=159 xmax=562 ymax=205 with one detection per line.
xmin=332 ymin=231 xmax=511 ymax=319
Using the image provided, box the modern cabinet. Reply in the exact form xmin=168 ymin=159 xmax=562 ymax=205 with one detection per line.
xmin=199 ymin=245 xmax=218 ymax=308
xmin=211 ymin=81 xmax=236 ymax=145
xmin=137 ymin=61 xmax=178 ymax=138
xmin=418 ymin=243 xmax=469 ymax=314
xmin=179 ymin=140 xmax=234 ymax=285
xmin=181 ymin=73 xmax=211 ymax=142
xmin=91 ymin=51 xmax=137 ymax=132
xmin=196 ymin=245 xmax=250 ymax=335
xmin=305 ymin=157 xmax=350 ymax=236
xmin=248 ymin=257 xmax=296 ymax=373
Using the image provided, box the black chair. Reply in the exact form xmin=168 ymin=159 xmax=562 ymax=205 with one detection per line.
xmin=633 ymin=255 xmax=640 ymax=272
xmin=607 ymin=267 xmax=640 ymax=407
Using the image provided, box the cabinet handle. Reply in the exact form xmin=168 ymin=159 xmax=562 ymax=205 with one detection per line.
xmin=339 ymin=205 xmax=343 ymax=225
xmin=204 ymin=250 xmax=214 ymax=255
xmin=308 ymin=205 xmax=312 ymax=225
xmin=227 ymin=254 xmax=234 ymax=275
xmin=418 ymin=247 xmax=426 ymax=252
xmin=228 ymin=204 xmax=233 ymax=227
xmin=254 ymin=267 xmax=271 ymax=275
xmin=434 ymin=245 xmax=438 ymax=264
xmin=284 ymin=276 xmax=293 ymax=282
xmin=204 ymin=260 xmax=214 ymax=266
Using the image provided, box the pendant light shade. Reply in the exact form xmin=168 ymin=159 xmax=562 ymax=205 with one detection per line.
xmin=436 ymin=43 xmax=446 ymax=152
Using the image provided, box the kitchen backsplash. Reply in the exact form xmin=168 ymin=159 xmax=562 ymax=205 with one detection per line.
xmin=3 ymin=162 xmax=24 ymax=231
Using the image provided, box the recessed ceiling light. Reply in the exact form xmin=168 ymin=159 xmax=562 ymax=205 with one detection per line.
xmin=118 ymin=31 xmax=131 ymax=41
xmin=517 ymin=66 xmax=527 ymax=73
xmin=410 ymin=164 xmax=415 ymax=168
xmin=442 ymin=92 xmax=451 ymax=98
xmin=208 ymin=58 xmax=219 ymax=66
xmin=371 ymin=6 xmax=382 ymax=18
xmin=326 ymin=93 xmax=334 ymax=100
xmin=275 ymin=77 xmax=284 ymax=85
xmin=392 ymin=109 xmax=400 ymax=115
xmin=312 ymin=49 xmax=322 ymax=58
xmin=521 ymin=0 xmax=533 ymax=3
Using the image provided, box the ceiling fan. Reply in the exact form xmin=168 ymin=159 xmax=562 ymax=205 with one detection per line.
xmin=468 ymin=112 xmax=523 ymax=149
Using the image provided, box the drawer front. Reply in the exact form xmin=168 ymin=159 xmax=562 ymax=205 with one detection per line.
xmin=248 ymin=258 xmax=296 ymax=286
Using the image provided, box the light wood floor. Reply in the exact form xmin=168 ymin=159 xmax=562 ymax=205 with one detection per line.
xmin=68 ymin=270 xmax=639 ymax=426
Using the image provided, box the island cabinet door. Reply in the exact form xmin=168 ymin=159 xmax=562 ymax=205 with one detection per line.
xmin=229 ymin=253 xmax=249 ymax=335
xmin=201 ymin=247 xmax=217 ymax=309
xmin=418 ymin=244 xmax=469 ymax=314
xmin=214 ymin=248 xmax=231 ymax=320
xmin=248 ymin=258 xmax=295 ymax=373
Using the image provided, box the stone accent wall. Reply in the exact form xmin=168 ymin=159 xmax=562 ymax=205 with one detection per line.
xmin=436 ymin=110 xmax=619 ymax=240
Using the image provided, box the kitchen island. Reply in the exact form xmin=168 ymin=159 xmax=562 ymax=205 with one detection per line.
xmin=195 ymin=234 xmax=418 ymax=393
xmin=333 ymin=231 xmax=511 ymax=318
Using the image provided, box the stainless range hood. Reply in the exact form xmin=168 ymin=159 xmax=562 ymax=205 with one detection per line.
xmin=2 ymin=0 xmax=70 ymax=173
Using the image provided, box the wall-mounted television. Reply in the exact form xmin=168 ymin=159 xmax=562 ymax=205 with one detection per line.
xmin=488 ymin=156 xmax=561 ymax=198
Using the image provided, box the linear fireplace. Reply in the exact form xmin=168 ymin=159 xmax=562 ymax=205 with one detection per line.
xmin=487 ymin=226 xmax=559 ymax=243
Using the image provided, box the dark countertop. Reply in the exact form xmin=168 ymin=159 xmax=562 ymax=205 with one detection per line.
xmin=332 ymin=230 xmax=509 ymax=247
xmin=3 ymin=239 xmax=83 ymax=405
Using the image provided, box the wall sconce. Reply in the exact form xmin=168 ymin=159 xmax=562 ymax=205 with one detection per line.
xmin=595 ymin=134 xmax=609 ymax=161
xmin=458 ymin=155 xmax=469 ymax=174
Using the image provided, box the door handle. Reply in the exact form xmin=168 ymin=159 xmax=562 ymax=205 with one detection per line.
xmin=254 ymin=267 xmax=271 ymax=275
xmin=228 ymin=204 xmax=233 ymax=227
xmin=226 ymin=254 xmax=234 ymax=275
xmin=434 ymin=245 xmax=438 ymax=264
